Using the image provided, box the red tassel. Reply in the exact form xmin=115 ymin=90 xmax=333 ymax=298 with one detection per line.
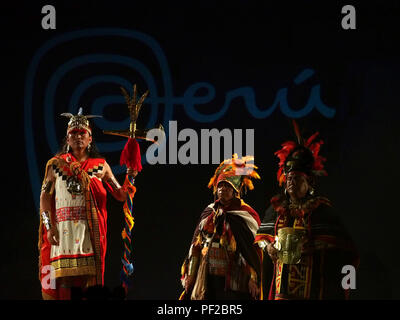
xmin=120 ymin=138 xmax=142 ymax=172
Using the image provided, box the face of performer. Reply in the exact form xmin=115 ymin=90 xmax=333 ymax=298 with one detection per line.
xmin=66 ymin=128 xmax=92 ymax=153
xmin=285 ymin=171 xmax=309 ymax=201
xmin=217 ymin=181 xmax=235 ymax=204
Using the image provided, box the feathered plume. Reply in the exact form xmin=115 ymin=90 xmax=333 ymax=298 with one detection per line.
xmin=208 ymin=154 xmax=260 ymax=196
xmin=275 ymin=120 xmax=327 ymax=186
xmin=120 ymin=85 xmax=149 ymax=128
xmin=60 ymin=107 xmax=102 ymax=119
xmin=292 ymin=119 xmax=304 ymax=145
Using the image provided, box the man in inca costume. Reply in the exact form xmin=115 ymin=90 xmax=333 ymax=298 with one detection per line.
xmin=180 ymin=154 xmax=262 ymax=300
xmin=255 ymin=121 xmax=359 ymax=300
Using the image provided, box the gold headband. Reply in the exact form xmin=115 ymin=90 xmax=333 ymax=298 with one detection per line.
xmin=61 ymin=107 xmax=102 ymax=135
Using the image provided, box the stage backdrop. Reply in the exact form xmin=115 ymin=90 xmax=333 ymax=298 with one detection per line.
xmin=2 ymin=1 xmax=400 ymax=299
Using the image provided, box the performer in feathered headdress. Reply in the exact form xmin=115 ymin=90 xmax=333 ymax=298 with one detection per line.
xmin=255 ymin=120 xmax=358 ymax=300
xmin=38 ymin=84 xmax=157 ymax=300
xmin=180 ymin=154 xmax=262 ymax=300
xmin=38 ymin=107 xmax=139 ymax=300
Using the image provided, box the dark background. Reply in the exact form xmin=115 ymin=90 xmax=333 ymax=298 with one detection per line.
xmin=2 ymin=1 xmax=400 ymax=300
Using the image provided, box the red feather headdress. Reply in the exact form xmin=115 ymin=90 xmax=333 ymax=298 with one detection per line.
xmin=275 ymin=120 xmax=327 ymax=186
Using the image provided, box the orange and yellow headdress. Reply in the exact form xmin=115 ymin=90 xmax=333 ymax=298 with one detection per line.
xmin=208 ymin=154 xmax=260 ymax=197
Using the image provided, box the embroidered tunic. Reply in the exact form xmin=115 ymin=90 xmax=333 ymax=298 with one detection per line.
xmin=39 ymin=153 xmax=109 ymax=298
xmin=50 ymin=156 xmax=105 ymax=278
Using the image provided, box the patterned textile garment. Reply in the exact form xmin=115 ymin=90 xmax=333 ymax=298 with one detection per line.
xmin=255 ymin=194 xmax=359 ymax=300
xmin=180 ymin=197 xmax=262 ymax=300
xmin=39 ymin=153 xmax=109 ymax=299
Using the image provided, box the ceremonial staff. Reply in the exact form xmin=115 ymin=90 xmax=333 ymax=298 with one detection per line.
xmin=104 ymin=84 xmax=163 ymax=293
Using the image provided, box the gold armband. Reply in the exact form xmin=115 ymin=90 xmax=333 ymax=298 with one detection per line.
xmin=41 ymin=211 xmax=52 ymax=231
xmin=107 ymin=176 xmax=122 ymax=191
xmin=41 ymin=180 xmax=54 ymax=195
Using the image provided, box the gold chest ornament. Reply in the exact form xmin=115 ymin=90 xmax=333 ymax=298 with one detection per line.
xmin=274 ymin=227 xmax=306 ymax=264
